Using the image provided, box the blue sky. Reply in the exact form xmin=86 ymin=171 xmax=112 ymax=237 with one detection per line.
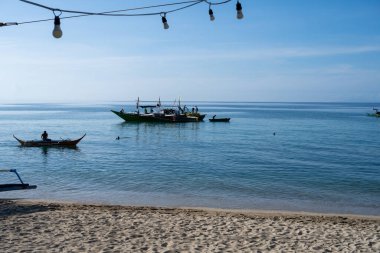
xmin=1 ymin=0 xmax=380 ymax=102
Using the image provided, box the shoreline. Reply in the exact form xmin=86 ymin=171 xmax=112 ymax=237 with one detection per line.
xmin=1 ymin=199 xmax=379 ymax=252
xmin=2 ymin=197 xmax=379 ymax=219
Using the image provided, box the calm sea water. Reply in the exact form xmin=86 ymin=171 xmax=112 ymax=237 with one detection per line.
xmin=0 ymin=102 xmax=379 ymax=215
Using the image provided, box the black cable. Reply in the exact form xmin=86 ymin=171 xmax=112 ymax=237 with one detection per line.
xmin=3 ymin=0 xmax=233 ymax=27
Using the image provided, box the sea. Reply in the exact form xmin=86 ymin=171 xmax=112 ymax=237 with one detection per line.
xmin=0 ymin=102 xmax=379 ymax=216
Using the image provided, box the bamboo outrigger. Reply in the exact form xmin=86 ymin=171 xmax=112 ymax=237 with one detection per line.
xmin=0 ymin=169 xmax=37 ymax=192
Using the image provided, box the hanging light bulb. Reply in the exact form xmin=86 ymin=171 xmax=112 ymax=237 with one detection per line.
xmin=52 ymin=15 xmax=62 ymax=38
xmin=209 ymin=7 xmax=215 ymax=21
xmin=161 ymin=13 xmax=169 ymax=29
xmin=236 ymin=1 xmax=244 ymax=20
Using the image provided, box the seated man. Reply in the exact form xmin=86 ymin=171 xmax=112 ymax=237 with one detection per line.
xmin=41 ymin=131 xmax=51 ymax=141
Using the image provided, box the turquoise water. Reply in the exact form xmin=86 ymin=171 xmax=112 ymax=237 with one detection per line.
xmin=0 ymin=102 xmax=379 ymax=215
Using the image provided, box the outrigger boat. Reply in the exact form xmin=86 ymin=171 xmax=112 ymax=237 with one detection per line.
xmin=112 ymin=97 xmax=206 ymax=123
xmin=13 ymin=134 xmax=86 ymax=147
xmin=0 ymin=169 xmax=37 ymax=192
xmin=367 ymin=108 xmax=380 ymax=117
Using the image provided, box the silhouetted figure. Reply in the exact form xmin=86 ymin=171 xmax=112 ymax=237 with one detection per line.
xmin=273 ymin=132 xmax=276 ymax=136
xmin=192 ymin=107 xmax=195 ymax=113
xmin=41 ymin=131 xmax=50 ymax=141
xmin=213 ymin=115 xmax=216 ymax=119
xmin=116 ymin=136 xmax=120 ymax=140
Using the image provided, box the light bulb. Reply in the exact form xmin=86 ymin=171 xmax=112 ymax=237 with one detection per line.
xmin=209 ymin=9 xmax=215 ymax=21
xmin=162 ymin=16 xmax=169 ymax=29
xmin=236 ymin=1 xmax=244 ymax=20
xmin=52 ymin=16 xmax=62 ymax=38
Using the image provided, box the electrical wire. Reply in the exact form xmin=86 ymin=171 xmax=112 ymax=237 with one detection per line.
xmin=1 ymin=0 xmax=233 ymax=27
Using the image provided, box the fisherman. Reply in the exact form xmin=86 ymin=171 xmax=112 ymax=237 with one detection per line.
xmin=41 ymin=131 xmax=50 ymax=141
xmin=212 ymin=115 xmax=216 ymax=119
xmin=192 ymin=107 xmax=195 ymax=113
xmin=195 ymin=106 xmax=198 ymax=113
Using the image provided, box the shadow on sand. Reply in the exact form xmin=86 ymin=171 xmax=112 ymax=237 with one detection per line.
xmin=0 ymin=199 xmax=60 ymax=218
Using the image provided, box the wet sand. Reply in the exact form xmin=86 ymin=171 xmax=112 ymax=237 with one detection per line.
xmin=0 ymin=200 xmax=379 ymax=252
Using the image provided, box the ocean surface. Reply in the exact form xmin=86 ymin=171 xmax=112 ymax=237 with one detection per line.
xmin=0 ymin=102 xmax=379 ymax=215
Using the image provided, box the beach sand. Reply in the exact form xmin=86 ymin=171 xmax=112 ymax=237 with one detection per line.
xmin=0 ymin=200 xmax=379 ymax=252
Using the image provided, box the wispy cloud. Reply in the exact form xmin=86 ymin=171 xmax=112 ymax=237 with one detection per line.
xmin=151 ymin=45 xmax=380 ymax=61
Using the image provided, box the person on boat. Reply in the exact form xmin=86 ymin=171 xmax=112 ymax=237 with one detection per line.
xmin=195 ymin=106 xmax=198 ymax=113
xmin=192 ymin=107 xmax=195 ymax=113
xmin=213 ymin=115 xmax=216 ymax=119
xmin=41 ymin=131 xmax=51 ymax=141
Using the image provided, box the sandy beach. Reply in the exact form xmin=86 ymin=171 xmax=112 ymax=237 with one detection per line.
xmin=0 ymin=200 xmax=379 ymax=252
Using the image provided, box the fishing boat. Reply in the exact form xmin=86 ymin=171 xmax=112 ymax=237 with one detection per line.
xmin=0 ymin=169 xmax=37 ymax=192
xmin=209 ymin=115 xmax=231 ymax=122
xmin=13 ymin=134 xmax=86 ymax=147
xmin=367 ymin=108 xmax=380 ymax=117
xmin=112 ymin=98 xmax=206 ymax=123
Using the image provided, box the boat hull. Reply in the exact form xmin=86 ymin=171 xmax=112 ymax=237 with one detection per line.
xmin=13 ymin=134 xmax=86 ymax=147
xmin=209 ymin=118 xmax=231 ymax=122
xmin=111 ymin=110 xmax=205 ymax=123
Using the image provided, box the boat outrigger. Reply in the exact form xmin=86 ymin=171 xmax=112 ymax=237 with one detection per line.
xmin=13 ymin=134 xmax=86 ymax=147
xmin=112 ymin=98 xmax=206 ymax=123
xmin=0 ymin=169 xmax=37 ymax=192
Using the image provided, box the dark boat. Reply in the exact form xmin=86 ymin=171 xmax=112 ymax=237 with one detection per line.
xmin=209 ymin=118 xmax=230 ymax=122
xmin=111 ymin=110 xmax=205 ymax=123
xmin=0 ymin=169 xmax=37 ymax=192
xmin=13 ymin=134 xmax=86 ymax=147
xmin=367 ymin=108 xmax=380 ymax=117
xmin=209 ymin=115 xmax=230 ymax=122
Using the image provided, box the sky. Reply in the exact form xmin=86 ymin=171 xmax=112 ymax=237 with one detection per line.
xmin=1 ymin=0 xmax=380 ymax=103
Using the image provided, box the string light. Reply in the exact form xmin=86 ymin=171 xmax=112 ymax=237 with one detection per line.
xmin=161 ymin=13 xmax=170 ymax=29
xmin=52 ymin=11 xmax=62 ymax=38
xmin=209 ymin=5 xmax=215 ymax=21
xmin=236 ymin=1 xmax=244 ymax=20
xmin=1 ymin=0 xmax=245 ymax=38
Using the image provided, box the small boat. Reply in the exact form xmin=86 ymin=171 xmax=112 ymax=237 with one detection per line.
xmin=0 ymin=169 xmax=37 ymax=192
xmin=13 ymin=134 xmax=86 ymax=147
xmin=209 ymin=115 xmax=230 ymax=122
xmin=367 ymin=108 xmax=380 ymax=117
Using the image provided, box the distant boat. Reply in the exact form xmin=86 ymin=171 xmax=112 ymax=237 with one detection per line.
xmin=112 ymin=98 xmax=206 ymax=123
xmin=209 ymin=115 xmax=230 ymax=122
xmin=367 ymin=108 xmax=380 ymax=117
xmin=13 ymin=134 xmax=86 ymax=147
